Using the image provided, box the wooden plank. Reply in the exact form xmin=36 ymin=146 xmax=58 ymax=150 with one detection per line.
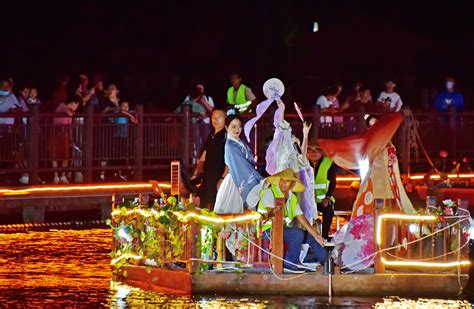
xmin=271 ymin=199 xmax=284 ymax=274
xmin=373 ymin=199 xmax=385 ymax=273
xmin=187 ymin=272 xmax=468 ymax=297
xmin=119 ymin=265 xmax=192 ymax=293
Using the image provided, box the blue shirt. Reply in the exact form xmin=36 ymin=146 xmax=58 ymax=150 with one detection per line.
xmin=115 ymin=113 xmax=130 ymax=138
xmin=0 ymin=93 xmax=21 ymax=125
xmin=434 ymin=90 xmax=464 ymax=112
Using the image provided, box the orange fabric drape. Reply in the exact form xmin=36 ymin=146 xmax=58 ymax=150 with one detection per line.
xmin=317 ymin=113 xmax=403 ymax=170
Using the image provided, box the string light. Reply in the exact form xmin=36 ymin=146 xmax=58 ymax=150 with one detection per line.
xmin=336 ymin=173 xmax=474 ymax=182
xmin=111 ymin=208 xmax=261 ymax=224
xmin=376 ymin=214 xmax=472 ymax=268
xmin=380 ymin=257 xmax=470 ymax=268
xmin=0 ymin=182 xmax=170 ymax=196
xmin=376 ymin=214 xmax=437 ymax=245
xmin=111 ymin=208 xmax=164 ymax=218
xmin=172 ymin=211 xmax=261 ymax=224
xmin=111 ymin=253 xmax=143 ymax=265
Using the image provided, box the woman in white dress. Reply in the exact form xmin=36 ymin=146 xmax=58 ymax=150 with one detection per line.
xmin=214 ymin=111 xmax=264 ymax=214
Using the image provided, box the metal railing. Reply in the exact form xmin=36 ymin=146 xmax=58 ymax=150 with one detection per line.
xmin=1 ymin=104 xmax=473 ymax=184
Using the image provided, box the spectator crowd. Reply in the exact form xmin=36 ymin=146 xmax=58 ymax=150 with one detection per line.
xmin=0 ymin=72 xmax=469 ymax=185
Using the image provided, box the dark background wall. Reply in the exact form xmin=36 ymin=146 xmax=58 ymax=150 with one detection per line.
xmin=2 ymin=1 xmax=473 ymax=111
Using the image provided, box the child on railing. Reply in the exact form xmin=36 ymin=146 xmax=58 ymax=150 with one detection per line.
xmin=257 ymin=168 xmax=327 ymax=273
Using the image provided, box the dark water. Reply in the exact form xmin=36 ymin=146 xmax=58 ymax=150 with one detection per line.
xmin=0 ymin=229 xmax=466 ymax=308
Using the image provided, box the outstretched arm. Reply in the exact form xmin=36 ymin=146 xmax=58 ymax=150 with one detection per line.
xmin=277 ymin=99 xmax=285 ymax=123
xmin=296 ymin=214 xmax=325 ymax=246
xmin=301 ymin=122 xmax=312 ymax=159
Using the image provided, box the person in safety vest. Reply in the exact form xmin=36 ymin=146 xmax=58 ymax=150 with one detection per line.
xmin=307 ymin=140 xmax=338 ymax=241
xmin=258 ymin=168 xmax=327 ymax=273
xmin=226 ymin=72 xmax=257 ymax=114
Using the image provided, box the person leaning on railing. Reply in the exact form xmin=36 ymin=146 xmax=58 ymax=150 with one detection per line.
xmin=48 ymin=94 xmax=81 ymax=184
xmin=257 ymin=168 xmax=327 ymax=274
xmin=99 ymin=83 xmax=121 ymax=181
xmin=114 ymin=100 xmax=138 ymax=181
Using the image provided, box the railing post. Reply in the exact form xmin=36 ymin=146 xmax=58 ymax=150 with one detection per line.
xmin=28 ymin=105 xmax=40 ymax=185
xmin=187 ymin=222 xmax=200 ymax=273
xmin=134 ymin=105 xmax=144 ymax=181
xmin=312 ymin=106 xmax=320 ymax=141
xmin=399 ymin=108 xmax=411 ymax=174
xmin=357 ymin=110 xmax=366 ymax=133
xmin=374 ymin=198 xmax=385 ymax=273
xmin=449 ymin=107 xmax=457 ymax=160
xmin=182 ymin=105 xmax=191 ymax=168
xmin=83 ymin=104 xmax=94 ymax=183
xmin=271 ymin=200 xmax=284 ymax=274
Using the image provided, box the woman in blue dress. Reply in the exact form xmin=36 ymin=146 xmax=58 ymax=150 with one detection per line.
xmin=214 ymin=111 xmax=264 ymax=214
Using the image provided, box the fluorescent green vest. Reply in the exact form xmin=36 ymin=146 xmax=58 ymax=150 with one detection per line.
xmin=314 ymin=157 xmax=335 ymax=203
xmin=257 ymin=185 xmax=299 ymax=232
xmin=227 ymin=84 xmax=251 ymax=113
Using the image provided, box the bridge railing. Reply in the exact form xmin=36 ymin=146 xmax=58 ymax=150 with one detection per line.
xmin=1 ymin=104 xmax=473 ymax=184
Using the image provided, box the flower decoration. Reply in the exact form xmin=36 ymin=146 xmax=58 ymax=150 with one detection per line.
xmin=442 ymin=199 xmax=455 ymax=207
xmin=218 ymin=230 xmax=231 ymax=239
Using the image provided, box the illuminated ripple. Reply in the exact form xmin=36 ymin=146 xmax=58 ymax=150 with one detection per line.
xmin=0 ymin=229 xmax=470 ymax=307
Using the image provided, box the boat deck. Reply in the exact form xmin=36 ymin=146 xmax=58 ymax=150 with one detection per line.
xmin=116 ymin=265 xmax=469 ymax=297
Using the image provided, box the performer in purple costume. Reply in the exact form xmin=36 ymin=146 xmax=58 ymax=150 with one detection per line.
xmin=265 ymin=100 xmax=318 ymax=224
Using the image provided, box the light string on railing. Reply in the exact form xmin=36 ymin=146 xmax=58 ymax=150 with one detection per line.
xmin=342 ymin=214 xmax=471 ymax=272
xmin=227 ymin=213 xmax=471 ymax=281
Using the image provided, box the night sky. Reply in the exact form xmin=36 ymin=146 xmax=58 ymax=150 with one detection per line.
xmin=2 ymin=1 xmax=474 ymax=110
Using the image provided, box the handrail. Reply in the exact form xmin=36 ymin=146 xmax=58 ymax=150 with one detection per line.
xmin=2 ymin=104 xmax=474 ymax=185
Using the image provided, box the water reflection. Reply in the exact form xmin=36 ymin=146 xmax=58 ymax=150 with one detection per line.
xmin=0 ymin=229 xmax=468 ymax=308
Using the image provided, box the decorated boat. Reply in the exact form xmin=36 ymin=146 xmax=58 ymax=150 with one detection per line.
xmin=110 ymin=194 xmax=472 ymax=297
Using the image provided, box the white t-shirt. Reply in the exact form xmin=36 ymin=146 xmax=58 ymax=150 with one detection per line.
xmin=181 ymin=95 xmax=215 ymax=123
xmin=315 ymin=95 xmax=333 ymax=109
xmin=377 ymin=91 xmax=403 ymax=112
xmin=261 ymin=186 xmax=303 ymax=226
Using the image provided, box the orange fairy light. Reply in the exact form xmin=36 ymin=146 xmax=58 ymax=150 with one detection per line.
xmin=0 ymin=182 xmax=171 ymax=196
xmin=336 ymin=173 xmax=474 ymax=182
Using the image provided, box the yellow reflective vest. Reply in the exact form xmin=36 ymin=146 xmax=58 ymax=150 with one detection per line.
xmin=314 ymin=157 xmax=335 ymax=203
xmin=257 ymin=185 xmax=299 ymax=232
xmin=227 ymin=84 xmax=251 ymax=113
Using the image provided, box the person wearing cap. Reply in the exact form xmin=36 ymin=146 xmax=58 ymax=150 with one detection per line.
xmin=226 ymin=72 xmax=257 ymax=114
xmin=258 ymin=168 xmax=327 ymax=273
xmin=377 ymin=79 xmax=403 ymax=112
xmin=307 ymin=141 xmax=337 ymax=241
